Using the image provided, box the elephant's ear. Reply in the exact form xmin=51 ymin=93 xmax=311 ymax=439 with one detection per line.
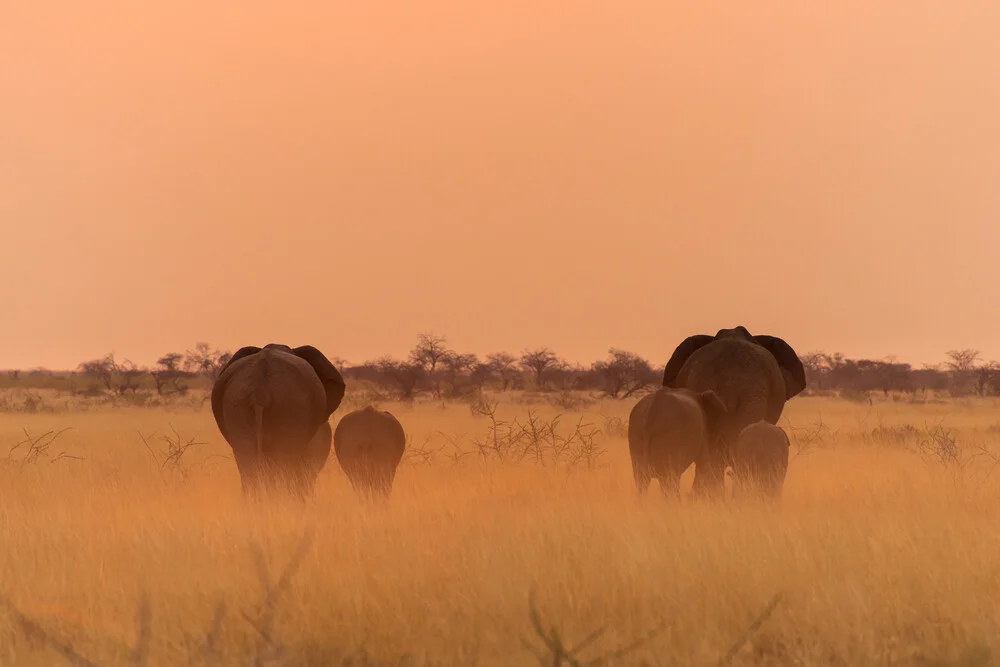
xmin=662 ymin=335 xmax=715 ymax=387
xmin=696 ymin=390 xmax=728 ymax=438
xmin=752 ymin=335 xmax=806 ymax=399
xmin=291 ymin=345 xmax=347 ymax=416
xmin=211 ymin=346 xmax=262 ymax=441
xmin=217 ymin=346 xmax=262 ymax=379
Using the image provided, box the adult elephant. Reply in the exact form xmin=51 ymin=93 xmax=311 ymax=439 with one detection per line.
xmin=211 ymin=343 xmax=346 ymax=499
xmin=661 ymin=326 xmax=805 ymax=498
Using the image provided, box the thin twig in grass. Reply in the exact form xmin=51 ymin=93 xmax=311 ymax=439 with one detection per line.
xmin=129 ymin=594 xmax=152 ymax=667
xmin=183 ymin=602 xmax=227 ymax=667
xmin=716 ymin=592 xmax=784 ymax=667
xmin=0 ymin=595 xmax=102 ymax=667
xmin=137 ymin=424 xmax=207 ymax=481
xmin=522 ymin=588 xmax=666 ymax=666
xmin=6 ymin=427 xmax=80 ymax=467
xmin=242 ymin=530 xmax=316 ymax=667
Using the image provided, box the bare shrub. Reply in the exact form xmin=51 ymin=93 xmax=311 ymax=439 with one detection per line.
xmin=840 ymin=388 xmax=872 ymax=404
xmin=912 ymin=423 xmax=968 ymax=469
xmin=602 ymin=415 xmax=628 ymax=439
xmin=862 ymin=423 xmax=923 ymax=448
xmin=4 ymin=428 xmax=80 ymax=467
xmin=0 ymin=389 xmax=54 ymax=414
xmin=546 ymin=391 xmax=599 ymax=411
xmin=466 ymin=400 xmax=605 ymax=468
xmin=138 ymin=425 xmax=217 ymax=483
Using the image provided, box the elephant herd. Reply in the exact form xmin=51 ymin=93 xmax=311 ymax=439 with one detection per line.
xmin=209 ymin=327 xmax=806 ymax=503
xmin=210 ymin=344 xmax=405 ymax=500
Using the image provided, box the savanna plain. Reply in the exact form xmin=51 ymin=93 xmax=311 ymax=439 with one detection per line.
xmin=2 ymin=388 xmax=1000 ymax=666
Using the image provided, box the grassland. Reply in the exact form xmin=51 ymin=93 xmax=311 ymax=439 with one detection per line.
xmin=2 ymin=391 xmax=1000 ymax=666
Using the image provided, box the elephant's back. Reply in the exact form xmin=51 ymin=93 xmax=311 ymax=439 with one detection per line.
xmin=333 ymin=408 xmax=406 ymax=463
xmin=677 ymin=339 xmax=784 ymax=418
xmin=215 ymin=349 xmax=327 ymax=444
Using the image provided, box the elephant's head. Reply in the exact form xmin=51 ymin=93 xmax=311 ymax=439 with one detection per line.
xmin=661 ymin=326 xmax=806 ymax=399
xmin=218 ymin=343 xmax=346 ymax=416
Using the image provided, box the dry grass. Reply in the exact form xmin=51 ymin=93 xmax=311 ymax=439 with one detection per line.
xmin=3 ymin=393 xmax=1000 ymax=665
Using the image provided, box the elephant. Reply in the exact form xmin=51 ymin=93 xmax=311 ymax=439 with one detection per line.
xmin=333 ymin=406 xmax=406 ymax=500
xmin=731 ymin=421 xmax=790 ymax=501
xmin=662 ymin=326 xmax=805 ymax=498
xmin=211 ymin=343 xmax=346 ymax=499
xmin=627 ymin=387 xmax=727 ymax=498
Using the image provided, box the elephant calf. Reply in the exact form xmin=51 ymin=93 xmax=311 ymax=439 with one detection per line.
xmin=627 ymin=387 xmax=727 ymax=498
xmin=732 ymin=421 xmax=790 ymax=501
xmin=333 ymin=406 xmax=406 ymax=500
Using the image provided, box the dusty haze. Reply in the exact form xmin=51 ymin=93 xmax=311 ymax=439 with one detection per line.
xmin=2 ymin=1 xmax=998 ymax=369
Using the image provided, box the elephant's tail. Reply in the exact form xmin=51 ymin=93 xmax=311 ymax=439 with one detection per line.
xmin=253 ymin=405 xmax=265 ymax=459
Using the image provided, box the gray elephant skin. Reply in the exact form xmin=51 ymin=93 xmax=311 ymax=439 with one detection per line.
xmin=732 ymin=421 xmax=790 ymax=501
xmin=662 ymin=326 xmax=805 ymax=498
xmin=627 ymin=387 xmax=727 ymax=498
xmin=211 ymin=343 xmax=346 ymax=499
xmin=333 ymin=406 xmax=406 ymax=500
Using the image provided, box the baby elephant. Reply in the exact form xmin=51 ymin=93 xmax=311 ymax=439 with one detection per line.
xmin=627 ymin=387 xmax=727 ymax=498
xmin=732 ymin=421 xmax=790 ymax=501
xmin=333 ymin=406 xmax=406 ymax=500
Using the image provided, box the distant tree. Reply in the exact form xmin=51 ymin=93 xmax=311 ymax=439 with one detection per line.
xmin=519 ymin=347 xmax=562 ymax=391
xmin=946 ymin=349 xmax=981 ymax=373
xmin=150 ymin=352 xmax=190 ymax=395
xmin=78 ymin=353 xmax=143 ymax=395
xmin=469 ymin=361 xmax=495 ymax=392
xmin=592 ymin=348 xmax=656 ymax=398
xmin=409 ymin=333 xmax=452 ymax=398
xmin=974 ymin=361 xmax=1000 ymax=396
xmin=485 ymin=352 xmax=518 ymax=391
xmin=374 ymin=356 xmax=424 ymax=400
xmin=799 ymin=352 xmax=830 ymax=390
xmin=945 ymin=349 xmax=981 ymax=396
xmin=183 ymin=342 xmax=232 ymax=380
xmin=158 ymin=353 xmax=183 ymax=371
xmin=441 ymin=352 xmax=479 ymax=397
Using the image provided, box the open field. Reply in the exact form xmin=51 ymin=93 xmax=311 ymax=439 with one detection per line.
xmin=3 ymin=392 xmax=1000 ymax=666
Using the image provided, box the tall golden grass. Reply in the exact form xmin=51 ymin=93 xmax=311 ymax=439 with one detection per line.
xmin=2 ymin=393 xmax=1000 ymax=666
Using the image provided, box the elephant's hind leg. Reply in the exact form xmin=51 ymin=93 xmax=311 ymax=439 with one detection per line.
xmin=657 ymin=472 xmax=682 ymax=501
xmin=632 ymin=464 xmax=652 ymax=497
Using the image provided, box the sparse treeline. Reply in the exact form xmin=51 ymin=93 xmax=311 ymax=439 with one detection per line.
xmin=4 ymin=336 xmax=1000 ymax=400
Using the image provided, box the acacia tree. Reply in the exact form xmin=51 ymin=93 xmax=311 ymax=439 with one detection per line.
xmin=486 ymin=352 xmax=518 ymax=391
xmin=409 ymin=333 xmax=452 ymax=398
xmin=374 ymin=356 xmax=424 ymax=400
xmin=78 ymin=353 xmax=144 ymax=395
xmin=183 ymin=342 xmax=232 ymax=380
xmin=441 ymin=352 xmax=479 ymax=397
xmin=519 ymin=347 xmax=562 ymax=391
xmin=592 ymin=348 xmax=655 ymax=398
xmin=945 ymin=349 xmax=981 ymax=396
xmin=150 ymin=352 xmax=190 ymax=396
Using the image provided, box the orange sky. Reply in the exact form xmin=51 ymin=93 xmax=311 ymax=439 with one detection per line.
xmin=2 ymin=1 xmax=999 ymax=370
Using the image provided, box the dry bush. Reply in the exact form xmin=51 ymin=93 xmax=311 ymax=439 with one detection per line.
xmin=138 ymin=425 xmax=222 ymax=484
xmin=3 ymin=427 xmax=81 ymax=468
xmin=602 ymin=415 xmax=628 ymax=439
